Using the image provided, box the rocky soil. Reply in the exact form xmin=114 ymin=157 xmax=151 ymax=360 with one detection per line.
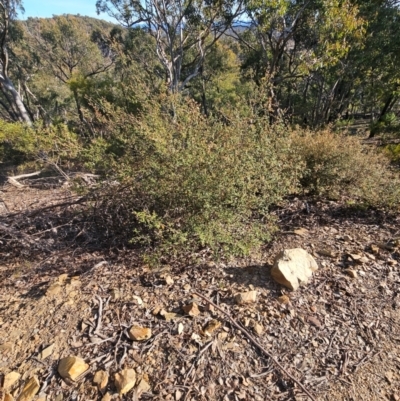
xmin=1 ymin=183 xmax=400 ymax=401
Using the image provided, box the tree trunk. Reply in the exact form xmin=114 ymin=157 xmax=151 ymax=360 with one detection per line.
xmin=0 ymin=75 xmax=32 ymax=125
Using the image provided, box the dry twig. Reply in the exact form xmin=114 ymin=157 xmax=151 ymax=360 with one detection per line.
xmin=193 ymin=291 xmax=317 ymax=401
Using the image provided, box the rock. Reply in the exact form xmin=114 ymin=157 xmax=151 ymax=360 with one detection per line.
xmin=58 ymin=356 xmax=89 ymax=381
xmin=344 ymin=269 xmax=358 ymax=278
xmin=16 ymin=376 xmax=40 ymax=401
xmin=387 ymin=259 xmax=398 ymax=266
xmin=317 ymin=248 xmax=337 ymax=258
xmin=159 ymin=310 xmax=179 ymax=321
xmin=114 ymin=368 xmax=136 ymax=395
xmin=40 ymin=344 xmax=55 ymax=360
xmin=253 ymin=323 xmax=263 ymax=336
xmin=128 ymin=326 xmax=152 ymax=341
xmin=277 ymin=295 xmax=290 ymax=305
xmin=234 ymin=291 xmax=257 ymax=305
xmin=136 ymin=376 xmax=151 ymax=394
xmin=294 ymin=228 xmax=309 ymax=237
xmin=132 ymin=295 xmax=143 ymax=305
xmin=101 ymin=393 xmax=112 ymax=401
xmin=202 ymin=320 xmax=221 ymax=336
xmin=182 ymin=302 xmax=200 ymax=317
xmin=271 ymin=248 xmax=318 ymax=291
xmin=93 ymin=370 xmax=108 ymax=391
xmin=0 ymin=342 xmax=14 ymax=354
xmin=165 ymin=276 xmax=174 ymax=285
xmin=4 ymin=372 xmax=20 ymax=390
xmin=5 ymin=394 xmax=15 ymax=401
xmin=307 ymin=316 xmax=323 ymax=328
xmin=46 ymin=283 xmax=62 ymax=297
xmin=370 ymin=244 xmax=380 ymax=254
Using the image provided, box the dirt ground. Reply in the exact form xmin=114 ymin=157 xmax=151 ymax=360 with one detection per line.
xmin=1 ymin=182 xmax=400 ymax=401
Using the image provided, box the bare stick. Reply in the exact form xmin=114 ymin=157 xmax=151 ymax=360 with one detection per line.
xmin=193 ymin=291 xmax=317 ymax=401
xmin=93 ymin=295 xmax=104 ymax=337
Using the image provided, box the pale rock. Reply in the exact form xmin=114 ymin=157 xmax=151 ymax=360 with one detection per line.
xmin=0 ymin=342 xmax=14 ymax=354
xmin=5 ymin=394 xmax=15 ymax=401
xmin=253 ymin=323 xmax=263 ymax=336
xmin=101 ymin=393 xmax=112 ymax=401
xmin=16 ymin=376 xmax=39 ymax=401
xmin=177 ymin=323 xmax=184 ymax=334
xmin=165 ymin=276 xmax=174 ymax=285
xmin=344 ymin=269 xmax=358 ymax=278
xmin=271 ymin=248 xmax=318 ymax=291
xmin=58 ymin=356 xmax=89 ymax=381
xmin=202 ymin=320 xmax=221 ymax=336
xmin=277 ymin=295 xmax=290 ymax=305
xmin=234 ymin=291 xmax=257 ymax=305
xmin=136 ymin=376 xmax=151 ymax=393
xmin=387 ymin=259 xmax=398 ymax=266
xmin=182 ymin=302 xmax=200 ymax=317
xmin=128 ymin=326 xmax=152 ymax=341
xmin=40 ymin=344 xmax=55 ymax=360
xmin=57 ymin=274 xmax=69 ymax=283
xmin=159 ymin=310 xmax=179 ymax=321
xmin=114 ymin=368 xmax=136 ymax=395
xmin=93 ymin=370 xmax=109 ymax=391
xmin=46 ymin=283 xmax=62 ymax=297
xmin=4 ymin=372 xmax=20 ymax=390
xmin=370 ymin=244 xmax=380 ymax=254
xmin=132 ymin=295 xmax=143 ymax=305
xmin=294 ymin=228 xmax=309 ymax=237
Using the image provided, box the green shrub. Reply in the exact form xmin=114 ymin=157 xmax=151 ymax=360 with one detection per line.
xmin=0 ymin=120 xmax=80 ymax=165
xmin=92 ymin=97 xmax=301 ymax=259
xmin=292 ymin=129 xmax=400 ymax=208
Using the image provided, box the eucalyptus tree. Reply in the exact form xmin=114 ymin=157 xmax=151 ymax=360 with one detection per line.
xmin=96 ymin=0 xmax=245 ymax=93
xmin=0 ymin=0 xmax=32 ymax=124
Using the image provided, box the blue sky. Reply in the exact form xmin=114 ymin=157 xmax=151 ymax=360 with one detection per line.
xmin=21 ymin=0 xmax=116 ymax=22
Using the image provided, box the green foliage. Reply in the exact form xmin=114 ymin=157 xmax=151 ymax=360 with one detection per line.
xmin=0 ymin=120 xmax=79 ymax=164
xmin=92 ymin=96 xmax=300 ymax=259
xmin=292 ymin=129 xmax=400 ymax=208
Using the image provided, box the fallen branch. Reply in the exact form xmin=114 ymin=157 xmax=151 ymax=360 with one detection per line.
xmin=193 ymin=291 xmax=317 ymax=401
xmin=7 ymin=171 xmax=42 ymax=188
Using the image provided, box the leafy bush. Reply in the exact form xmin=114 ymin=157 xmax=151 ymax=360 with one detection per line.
xmin=0 ymin=120 xmax=80 ymax=165
xmin=292 ymin=129 xmax=400 ymax=208
xmin=91 ymin=97 xmax=301 ymax=259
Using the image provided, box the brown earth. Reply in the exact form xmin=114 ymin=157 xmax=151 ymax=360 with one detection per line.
xmin=0 ymin=182 xmax=400 ymax=401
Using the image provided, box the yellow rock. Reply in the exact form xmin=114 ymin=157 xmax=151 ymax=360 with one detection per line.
xmin=93 ymin=370 xmax=109 ymax=391
xmin=5 ymin=393 xmax=15 ymax=401
xmin=40 ymin=344 xmax=55 ymax=360
xmin=46 ymin=283 xmax=62 ymax=296
xmin=128 ymin=326 xmax=152 ymax=341
xmin=277 ymin=295 xmax=290 ymax=304
xmin=114 ymin=368 xmax=136 ymax=395
xmin=234 ymin=291 xmax=257 ymax=305
xmin=101 ymin=393 xmax=112 ymax=401
xmin=4 ymin=371 xmax=20 ymax=390
xmin=182 ymin=302 xmax=200 ymax=317
xmin=16 ymin=376 xmax=40 ymax=401
xmin=58 ymin=356 xmax=89 ymax=381
xmin=202 ymin=320 xmax=221 ymax=336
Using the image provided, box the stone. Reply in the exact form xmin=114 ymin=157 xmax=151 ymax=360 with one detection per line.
xmin=203 ymin=320 xmax=221 ymax=336
xmin=16 ymin=376 xmax=39 ymax=401
xmin=277 ymin=295 xmax=290 ymax=305
xmin=46 ymin=283 xmax=62 ymax=297
xmin=114 ymin=368 xmax=136 ymax=395
xmin=58 ymin=356 xmax=89 ymax=381
xmin=128 ymin=326 xmax=152 ymax=341
xmin=182 ymin=302 xmax=200 ymax=317
xmin=271 ymin=248 xmax=318 ymax=291
xmin=101 ymin=393 xmax=112 ymax=401
xmin=253 ymin=323 xmax=263 ymax=336
xmin=0 ymin=342 xmax=14 ymax=354
xmin=344 ymin=269 xmax=358 ymax=278
xmin=294 ymin=228 xmax=309 ymax=237
xmin=234 ymin=291 xmax=257 ymax=305
xmin=165 ymin=276 xmax=174 ymax=285
xmin=370 ymin=244 xmax=380 ymax=254
xmin=159 ymin=310 xmax=179 ymax=321
xmin=5 ymin=394 xmax=15 ymax=401
xmin=4 ymin=372 xmax=20 ymax=390
xmin=40 ymin=344 xmax=55 ymax=360
xmin=317 ymin=248 xmax=337 ymax=258
xmin=93 ymin=370 xmax=109 ymax=391
xmin=136 ymin=376 xmax=151 ymax=394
